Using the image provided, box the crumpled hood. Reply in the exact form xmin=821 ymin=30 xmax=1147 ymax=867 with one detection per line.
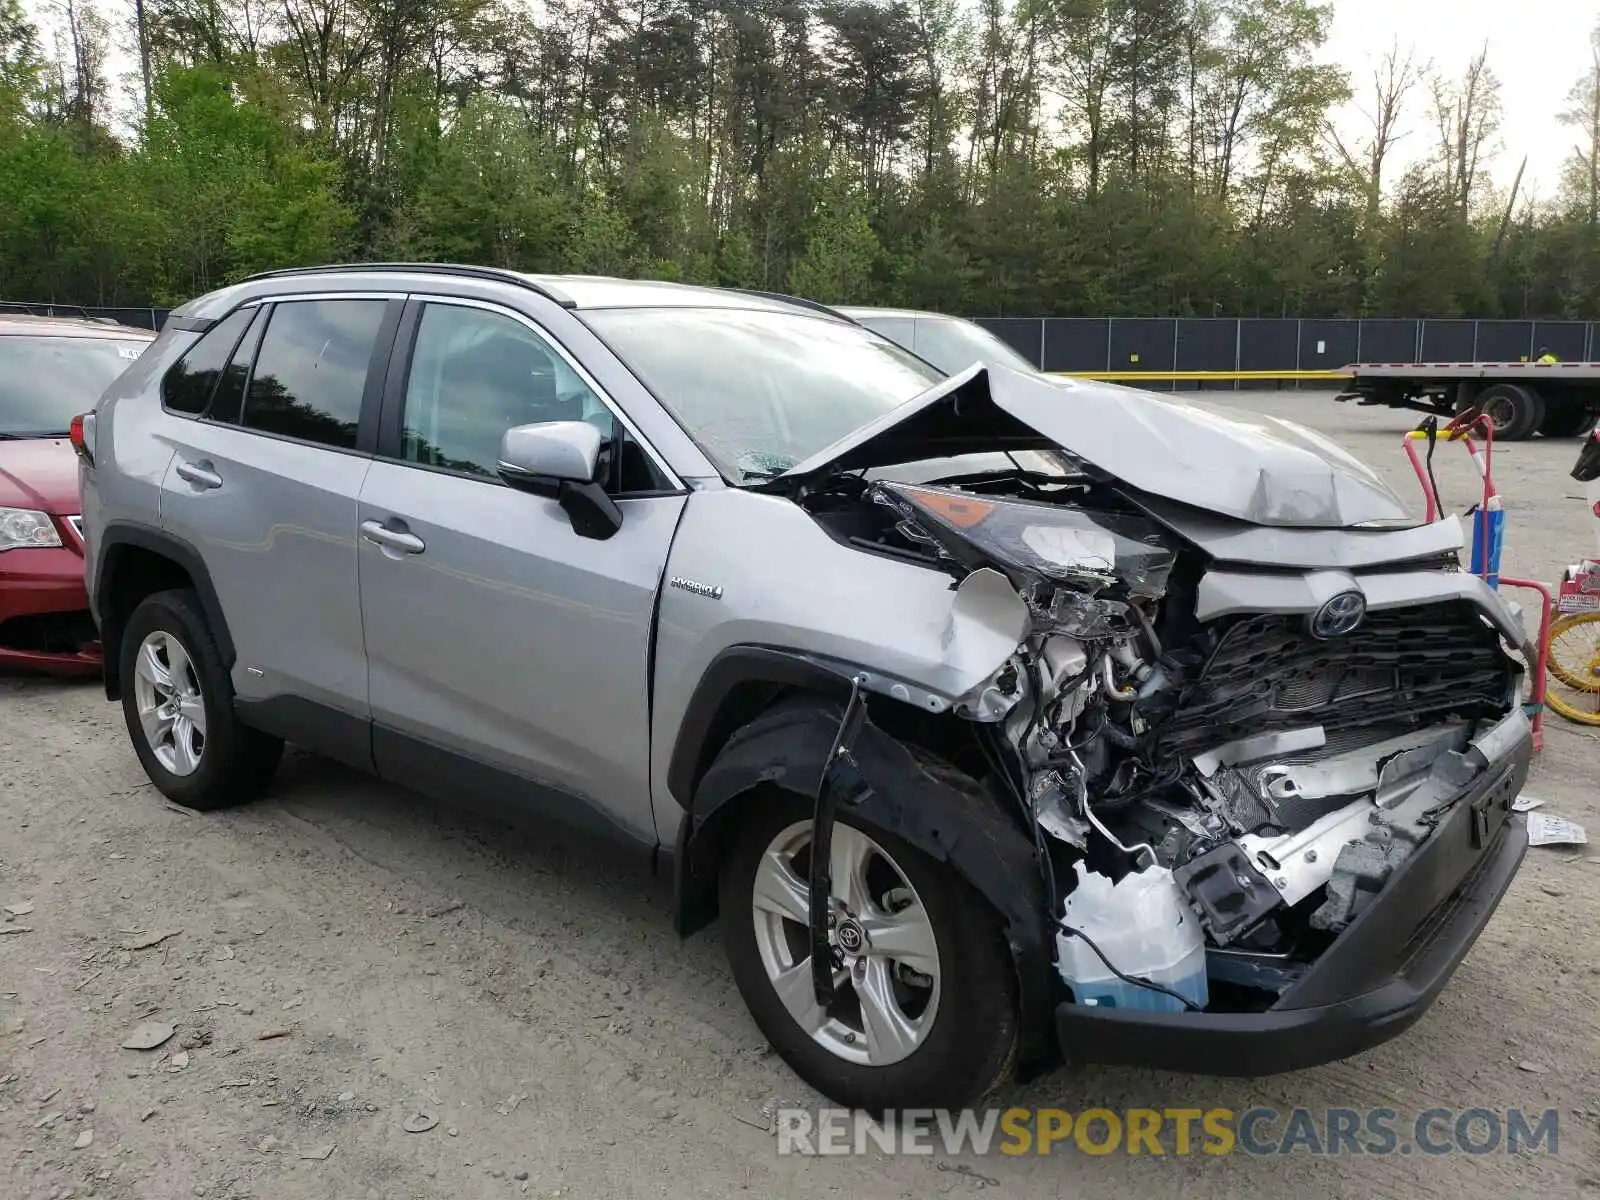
xmin=0 ymin=437 xmax=80 ymax=514
xmin=772 ymin=363 xmax=1412 ymax=528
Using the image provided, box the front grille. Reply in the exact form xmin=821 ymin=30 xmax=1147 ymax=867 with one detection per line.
xmin=1159 ymin=601 xmax=1514 ymax=756
xmin=66 ymin=515 xmax=84 ymax=544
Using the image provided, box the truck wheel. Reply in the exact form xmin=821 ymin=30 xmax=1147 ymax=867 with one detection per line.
xmin=1538 ymin=398 xmax=1597 ymax=438
xmin=717 ymin=785 xmax=1018 ymax=1112
xmin=1477 ymin=383 xmax=1544 ymax=441
xmin=120 ymin=589 xmax=284 ymax=810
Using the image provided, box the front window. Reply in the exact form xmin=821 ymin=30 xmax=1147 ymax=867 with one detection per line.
xmin=582 ymin=307 xmax=944 ymax=480
xmin=0 ymin=335 xmax=148 ymax=437
xmin=913 ymin=316 xmax=1037 ymax=376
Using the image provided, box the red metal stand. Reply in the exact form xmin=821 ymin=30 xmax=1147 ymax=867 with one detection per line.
xmin=1402 ymin=414 xmax=1550 ymax=751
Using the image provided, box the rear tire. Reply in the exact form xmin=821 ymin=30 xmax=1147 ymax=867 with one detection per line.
xmin=718 ymin=783 xmax=1018 ymax=1113
xmin=1476 ymin=383 xmax=1544 ymax=441
xmin=119 ymin=589 xmax=282 ymax=810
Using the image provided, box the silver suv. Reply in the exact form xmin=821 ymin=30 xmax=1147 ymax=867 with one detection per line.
xmin=77 ymin=265 xmax=1534 ymax=1111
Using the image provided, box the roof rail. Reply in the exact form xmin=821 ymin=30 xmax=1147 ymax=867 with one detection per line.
xmin=238 ymin=263 xmax=577 ymax=308
xmin=732 ymin=289 xmax=858 ymax=323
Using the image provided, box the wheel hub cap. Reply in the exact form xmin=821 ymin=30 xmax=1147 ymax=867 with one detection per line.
xmin=834 ymin=916 xmax=867 ymax=956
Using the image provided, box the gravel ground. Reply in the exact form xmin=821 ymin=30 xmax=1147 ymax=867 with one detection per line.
xmin=2 ymin=390 xmax=1598 ymax=1200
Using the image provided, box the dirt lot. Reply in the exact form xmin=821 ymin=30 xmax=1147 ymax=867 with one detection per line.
xmin=3 ymin=391 xmax=1599 ymax=1200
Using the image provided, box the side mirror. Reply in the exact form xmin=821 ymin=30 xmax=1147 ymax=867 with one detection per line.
xmin=497 ymin=420 xmax=623 ymax=541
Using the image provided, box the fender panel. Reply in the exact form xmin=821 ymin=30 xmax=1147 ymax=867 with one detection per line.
xmin=677 ymin=696 xmax=1062 ymax=1081
xmin=96 ymin=522 xmax=235 ymax=700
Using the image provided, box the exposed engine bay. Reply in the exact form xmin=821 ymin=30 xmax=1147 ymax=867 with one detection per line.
xmin=799 ymin=459 xmax=1523 ymax=1013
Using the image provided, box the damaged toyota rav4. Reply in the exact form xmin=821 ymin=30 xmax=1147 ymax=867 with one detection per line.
xmin=79 ymin=269 xmax=1533 ymax=1113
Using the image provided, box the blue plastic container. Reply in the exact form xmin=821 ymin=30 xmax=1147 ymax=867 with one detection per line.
xmin=1055 ymin=864 xmax=1210 ymax=1014
xmin=1468 ymin=500 xmax=1505 ymax=588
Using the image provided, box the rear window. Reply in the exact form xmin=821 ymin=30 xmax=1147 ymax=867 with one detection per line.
xmin=0 ymin=335 xmax=148 ymax=437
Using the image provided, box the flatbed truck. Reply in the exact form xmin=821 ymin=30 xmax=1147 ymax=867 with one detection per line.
xmin=1335 ymin=360 xmax=1600 ymax=440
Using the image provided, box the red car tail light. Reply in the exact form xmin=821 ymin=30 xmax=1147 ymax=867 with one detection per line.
xmin=69 ymin=412 xmax=94 ymax=466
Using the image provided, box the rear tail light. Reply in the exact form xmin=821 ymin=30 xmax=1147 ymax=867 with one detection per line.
xmin=69 ymin=412 xmax=94 ymax=466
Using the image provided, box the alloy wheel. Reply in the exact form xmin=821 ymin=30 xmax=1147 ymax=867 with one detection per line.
xmin=131 ymin=630 xmax=207 ymax=776
xmin=749 ymin=820 xmax=941 ymax=1067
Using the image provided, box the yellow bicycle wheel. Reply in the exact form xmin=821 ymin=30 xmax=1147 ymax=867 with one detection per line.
xmin=1546 ymin=611 xmax=1600 ymax=726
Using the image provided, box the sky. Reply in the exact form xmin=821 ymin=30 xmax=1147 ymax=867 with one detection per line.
xmin=1322 ymin=0 xmax=1599 ymax=198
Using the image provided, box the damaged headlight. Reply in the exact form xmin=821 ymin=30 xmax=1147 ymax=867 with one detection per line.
xmin=869 ymin=482 xmax=1176 ymax=598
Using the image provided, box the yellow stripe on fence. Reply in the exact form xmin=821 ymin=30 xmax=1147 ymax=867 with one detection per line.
xmin=1047 ymin=369 xmax=1353 ymax=382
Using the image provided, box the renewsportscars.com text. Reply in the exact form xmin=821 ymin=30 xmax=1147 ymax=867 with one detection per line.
xmin=774 ymin=1106 xmax=1561 ymax=1157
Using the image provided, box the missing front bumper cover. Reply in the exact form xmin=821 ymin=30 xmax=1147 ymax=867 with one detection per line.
xmin=1056 ymin=705 xmax=1531 ymax=1074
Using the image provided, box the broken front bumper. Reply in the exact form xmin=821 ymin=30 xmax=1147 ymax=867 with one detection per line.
xmin=1053 ymin=708 xmax=1532 ymax=1076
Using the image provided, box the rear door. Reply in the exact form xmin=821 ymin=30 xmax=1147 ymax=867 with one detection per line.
xmin=356 ymin=295 xmax=687 ymax=844
xmin=157 ymin=294 xmax=400 ymax=740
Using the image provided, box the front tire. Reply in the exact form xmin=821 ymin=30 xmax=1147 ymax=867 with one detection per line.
xmin=718 ymin=786 xmax=1018 ymax=1112
xmin=120 ymin=589 xmax=282 ymax=810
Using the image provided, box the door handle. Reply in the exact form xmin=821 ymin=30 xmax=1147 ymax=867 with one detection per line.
xmin=175 ymin=460 xmax=222 ymax=490
xmin=360 ymin=518 xmax=426 ymax=555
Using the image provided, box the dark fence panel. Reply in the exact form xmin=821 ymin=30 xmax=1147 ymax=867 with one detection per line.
xmin=1109 ymin=318 xmax=1176 ymax=371
xmin=1175 ymin=319 xmax=1235 ymax=371
xmin=1476 ymin=321 xmax=1533 ymax=361
xmin=1238 ymin=320 xmax=1299 ymax=372
xmin=977 ymin=317 xmax=1043 ymax=367
xmin=965 ymin=316 xmax=1600 ymax=377
xmin=1358 ymin=319 xmax=1418 ymax=362
xmin=1299 ymin=320 xmax=1359 ymax=371
xmin=1533 ymin=321 xmax=1587 ymax=361
xmin=1041 ymin=318 xmax=1108 ymax=372
xmin=1420 ymin=319 xmax=1475 ymax=362
xmin=1175 ymin=319 xmax=1236 ymax=390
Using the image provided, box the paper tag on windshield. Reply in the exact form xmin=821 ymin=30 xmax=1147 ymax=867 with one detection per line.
xmin=1526 ymin=813 xmax=1587 ymax=847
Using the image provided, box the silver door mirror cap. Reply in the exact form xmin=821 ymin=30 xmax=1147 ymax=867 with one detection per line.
xmin=498 ymin=420 xmax=602 ymax=485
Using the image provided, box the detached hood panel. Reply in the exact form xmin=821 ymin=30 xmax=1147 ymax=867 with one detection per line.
xmin=774 ymin=364 xmax=1412 ymax=529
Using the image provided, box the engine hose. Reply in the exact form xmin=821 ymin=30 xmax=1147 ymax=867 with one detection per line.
xmin=1132 ymin=602 xmax=1163 ymax=659
xmin=1099 ymin=653 xmax=1136 ymax=703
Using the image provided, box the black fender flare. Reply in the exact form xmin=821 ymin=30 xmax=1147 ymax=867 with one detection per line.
xmin=675 ymin=694 xmax=1062 ymax=1081
xmin=665 ymin=645 xmax=857 ymax=809
xmin=96 ymin=522 xmax=235 ymax=700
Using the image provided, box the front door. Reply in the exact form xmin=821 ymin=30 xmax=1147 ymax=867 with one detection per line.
xmin=356 ymin=298 xmax=686 ymax=846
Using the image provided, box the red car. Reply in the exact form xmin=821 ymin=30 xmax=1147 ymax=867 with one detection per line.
xmin=0 ymin=313 xmax=155 ymax=675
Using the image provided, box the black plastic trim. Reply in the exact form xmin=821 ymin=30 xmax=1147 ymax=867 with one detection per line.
xmin=372 ymin=724 xmax=655 ymax=853
xmin=233 ymin=695 xmax=374 ymax=773
xmin=357 ymin=298 xmax=405 ymax=455
xmin=665 ymin=645 xmax=857 ymax=808
xmin=1054 ymin=745 xmax=1532 ymax=1075
xmin=95 ymin=523 xmax=236 ymax=699
xmin=163 ymin=315 xmax=215 ymax=333
xmin=374 ymin=297 xmax=424 ymax=461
